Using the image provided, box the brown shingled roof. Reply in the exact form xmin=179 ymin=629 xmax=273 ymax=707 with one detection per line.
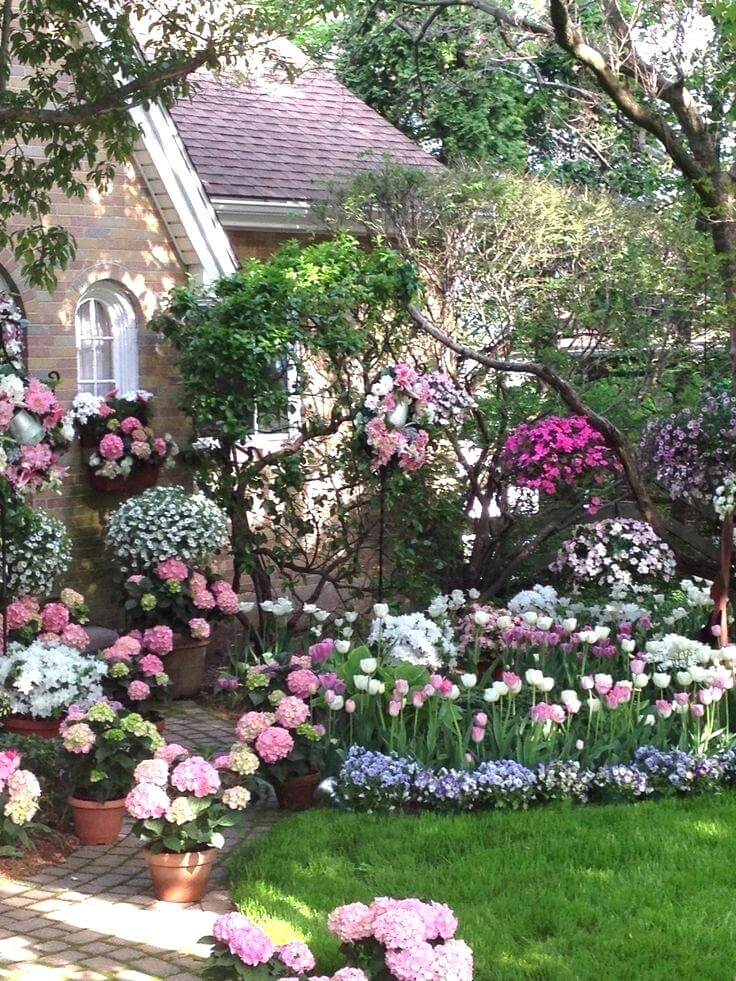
xmin=169 ymin=68 xmax=440 ymax=202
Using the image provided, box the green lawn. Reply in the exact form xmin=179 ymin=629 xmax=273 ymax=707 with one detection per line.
xmin=229 ymin=796 xmax=736 ymax=980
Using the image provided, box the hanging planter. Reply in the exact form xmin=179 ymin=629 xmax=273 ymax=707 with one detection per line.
xmin=87 ymin=464 xmax=161 ymax=496
xmin=2 ymin=715 xmax=61 ymax=739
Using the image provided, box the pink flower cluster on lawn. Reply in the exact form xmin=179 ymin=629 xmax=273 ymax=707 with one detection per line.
xmin=500 ymin=415 xmax=618 ymax=496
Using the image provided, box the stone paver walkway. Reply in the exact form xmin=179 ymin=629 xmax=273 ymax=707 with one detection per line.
xmin=0 ymin=701 xmax=280 ymax=980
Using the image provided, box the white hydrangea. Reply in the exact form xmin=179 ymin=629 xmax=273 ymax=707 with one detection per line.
xmin=644 ymin=634 xmax=715 ymax=671
xmin=106 ymin=485 xmax=229 ymax=572
xmin=0 ymin=641 xmax=107 ymax=718
xmin=70 ymin=392 xmax=104 ymax=425
xmin=369 ymin=611 xmax=458 ymax=670
xmin=714 ymin=474 xmax=736 ymax=521
xmin=507 ymin=584 xmax=559 ymax=617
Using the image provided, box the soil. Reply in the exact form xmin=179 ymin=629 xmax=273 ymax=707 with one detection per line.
xmin=0 ymin=831 xmax=77 ymax=881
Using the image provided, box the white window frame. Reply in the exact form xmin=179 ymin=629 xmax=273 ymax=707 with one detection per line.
xmin=75 ymin=281 xmax=139 ymax=396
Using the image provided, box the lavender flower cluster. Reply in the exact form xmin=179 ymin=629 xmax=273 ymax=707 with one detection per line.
xmin=338 ymin=746 xmax=736 ymax=813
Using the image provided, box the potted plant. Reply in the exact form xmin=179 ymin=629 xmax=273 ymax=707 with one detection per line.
xmin=0 ymin=639 xmax=108 ymax=738
xmin=6 ymin=591 xmax=90 ymax=652
xmin=123 ymin=563 xmax=240 ymax=698
xmin=70 ymin=390 xmax=178 ymax=495
xmin=125 ymin=744 xmax=252 ymax=902
xmin=100 ymin=628 xmax=173 ymax=726
xmin=230 ymin=693 xmax=327 ymax=812
xmin=0 ymin=748 xmax=43 ymax=856
xmin=61 ymin=700 xmax=163 ymax=845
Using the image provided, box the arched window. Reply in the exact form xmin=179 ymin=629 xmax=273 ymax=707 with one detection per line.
xmin=76 ymin=281 xmax=139 ymax=396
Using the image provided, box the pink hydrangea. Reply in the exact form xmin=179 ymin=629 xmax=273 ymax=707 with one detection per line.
xmin=287 ymin=668 xmax=320 ymax=698
xmin=134 ymin=759 xmax=169 ymax=786
xmin=154 ymin=743 xmax=189 ymax=763
xmin=332 ymin=970 xmax=370 ymax=980
xmin=235 ymin=711 xmax=274 ymax=743
xmin=213 ymin=912 xmax=250 ymax=944
xmin=125 ymin=782 xmax=169 ymax=819
xmin=6 ymin=597 xmax=38 ymax=630
xmin=254 ymin=726 xmax=294 ymax=764
xmin=41 ymin=602 xmax=70 ymax=634
xmin=61 ymin=722 xmax=96 ymax=754
xmin=227 ymin=923 xmax=275 ymax=966
xmin=193 ymin=589 xmax=216 ymax=610
xmin=103 ymin=635 xmax=141 ymax=663
xmin=428 ymin=902 xmax=458 ymax=940
xmin=275 ymin=696 xmax=310 ymax=730
xmin=154 ymin=437 xmax=167 ymax=455
xmin=211 ymin=580 xmax=240 ymax=615
xmin=120 ymin=416 xmax=143 ymax=434
xmin=139 ymin=653 xmax=165 ymax=677
xmin=99 ymin=433 xmax=125 ymax=461
xmin=327 ymin=902 xmax=375 ymax=943
xmin=372 ymin=906 xmax=427 ymax=949
xmin=170 ymin=756 xmax=221 ymax=798
xmin=431 ymin=939 xmax=474 ymax=980
xmin=0 ymin=750 xmax=21 ymax=788
xmin=128 ymin=680 xmax=151 ymax=701
xmin=278 ymin=942 xmax=316 ymax=973
xmin=385 ymin=942 xmax=438 ymax=981
xmin=143 ymin=625 xmax=174 ymax=656
xmin=61 ymin=624 xmax=90 ymax=650
xmin=188 ymin=618 xmax=211 ymax=640
xmin=155 ymin=558 xmax=189 ymax=582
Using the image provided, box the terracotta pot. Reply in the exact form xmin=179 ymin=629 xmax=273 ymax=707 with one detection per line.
xmin=87 ymin=464 xmax=160 ymax=496
xmin=2 ymin=716 xmax=61 ymax=739
xmin=274 ymin=771 xmax=320 ymax=812
xmin=143 ymin=847 xmax=218 ymax=902
xmin=69 ymin=795 xmax=126 ymax=845
xmin=166 ymin=634 xmax=209 ymax=700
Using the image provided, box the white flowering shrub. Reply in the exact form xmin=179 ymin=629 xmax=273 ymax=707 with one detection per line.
xmin=507 ymin=585 xmax=560 ymax=617
xmin=2 ymin=506 xmax=71 ymax=600
xmin=369 ymin=611 xmax=458 ymax=670
xmin=106 ymin=485 xmax=229 ymax=572
xmin=714 ymin=474 xmax=736 ymax=521
xmin=550 ymin=518 xmax=677 ymax=594
xmin=0 ymin=641 xmax=107 ymax=718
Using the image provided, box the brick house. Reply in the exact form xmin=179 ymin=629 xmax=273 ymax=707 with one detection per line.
xmin=2 ymin=65 xmax=436 ymax=622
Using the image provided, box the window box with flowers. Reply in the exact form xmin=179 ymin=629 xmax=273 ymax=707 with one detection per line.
xmin=71 ymin=390 xmax=178 ymax=495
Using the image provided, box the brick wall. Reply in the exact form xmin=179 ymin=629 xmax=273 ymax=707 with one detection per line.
xmin=1 ymin=158 xmax=191 ymax=627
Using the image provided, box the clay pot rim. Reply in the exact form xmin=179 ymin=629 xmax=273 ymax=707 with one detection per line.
xmin=170 ymin=634 xmax=210 ymax=649
xmin=142 ymin=845 xmax=219 ymax=863
xmin=68 ymin=795 xmax=127 ymax=810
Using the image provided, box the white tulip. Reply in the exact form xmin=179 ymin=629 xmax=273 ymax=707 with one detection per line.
xmin=652 ymin=672 xmax=671 ymax=689
xmin=483 ymin=687 xmax=501 ymax=703
xmin=497 ymin=615 xmax=513 ymax=630
xmin=367 ymin=679 xmax=385 ymax=695
xmin=562 ymin=618 xmax=577 ymax=633
xmin=594 ymin=626 xmax=611 ymax=641
xmin=644 ymin=714 xmax=656 ymax=726
xmin=537 ymin=616 xmax=553 ymax=632
xmin=345 ymin=611 xmax=359 ymax=624
xmin=621 ymin=638 xmax=636 ymax=653
xmin=474 ymin=611 xmax=491 ymax=627
xmin=633 ymin=673 xmax=650 ymax=689
xmin=538 ymin=676 xmax=555 ymax=693
xmin=335 ymin=640 xmax=350 ymax=654
xmin=313 ymin=610 xmax=330 ymax=623
xmin=675 ymin=671 xmax=692 ymax=687
xmin=353 ymin=674 xmax=369 ymax=691
xmin=690 ymin=666 xmax=708 ymax=684
xmin=302 ymin=603 xmax=318 ymax=615
xmin=525 ymin=669 xmax=544 ymax=688
xmin=461 ymin=673 xmax=477 ymax=689
xmin=492 ymin=681 xmax=509 ymax=697
xmin=360 ymin=658 xmax=377 ymax=675
xmin=587 ymin=697 xmax=601 ymax=714
xmin=447 ymin=684 xmax=460 ymax=700
xmin=373 ymin=603 xmax=389 ymax=619
xmin=328 ymin=695 xmax=345 ymax=711
xmin=239 ymin=601 xmax=255 ymax=614
xmin=521 ymin=611 xmax=538 ymax=626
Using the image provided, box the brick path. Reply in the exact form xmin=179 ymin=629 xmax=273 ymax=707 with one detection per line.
xmin=0 ymin=702 xmax=280 ymax=980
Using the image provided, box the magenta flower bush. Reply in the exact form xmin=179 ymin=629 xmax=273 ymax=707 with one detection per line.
xmin=500 ymin=415 xmax=618 ymax=495
xmin=123 ymin=563 xmax=239 ymax=639
xmin=2 ymin=589 xmax=90 ymax=652
xmin=100 ymin=628 xmax=172 ymax=719
xmin=202 ymin=898 xmax=473 ymax=979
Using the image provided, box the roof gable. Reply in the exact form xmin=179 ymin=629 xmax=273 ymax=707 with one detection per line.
xmin=170 ymin=68 xmax=440 ymax=203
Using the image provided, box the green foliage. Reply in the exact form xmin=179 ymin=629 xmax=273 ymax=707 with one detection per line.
xmin=0 ymin=0 xmax=313 ymax=287
xmin=230 ymin=799 xmax=736 ymax=978
xmin=156 ymin=235 xmax=419 ymax=593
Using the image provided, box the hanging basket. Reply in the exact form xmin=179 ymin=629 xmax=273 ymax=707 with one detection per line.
xmin=87 ymin=464 xmax=161 ymax=496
